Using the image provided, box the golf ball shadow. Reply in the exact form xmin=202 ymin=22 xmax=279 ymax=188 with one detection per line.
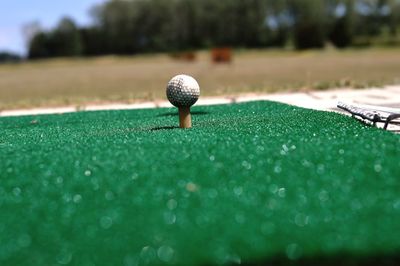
xmin=150 ymin=126 xmax=180 ymax=131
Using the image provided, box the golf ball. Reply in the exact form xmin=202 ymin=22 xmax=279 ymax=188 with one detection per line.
xmin=166 ymin=74 xmax=200 ymax=107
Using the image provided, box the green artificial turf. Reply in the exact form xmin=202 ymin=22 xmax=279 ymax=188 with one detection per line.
xmin=1 ymin=101 xmax=400 ymax=266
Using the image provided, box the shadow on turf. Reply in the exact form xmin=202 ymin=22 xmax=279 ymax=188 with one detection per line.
xmin=157 ymin=111 xmax=210 ymax=117
xmin=224 ymin=253 xmax=400 ymax=266
xmin=150 ymin=126 xmax=180 ymax=131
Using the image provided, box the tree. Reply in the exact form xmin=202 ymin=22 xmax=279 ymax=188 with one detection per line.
xmin=28 ymin=32 xmax=50 ymax=59
xmin=26 ymin=0 xmax=400 ymax=59
xmin=329 ymin=0 xmax=355 ymax=48
xmin=50 ymin=17 xmax=83 ymax=57
xmin=22 ymin=21 xmax=42 ymax=53
xmin=0 ymin=52 xmax=22 ymax=63
xmin=289 ymin=0 xmax=327 ymax=49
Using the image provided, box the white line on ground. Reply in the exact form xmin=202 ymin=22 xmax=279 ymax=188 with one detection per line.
xmin=1 ymin=86 xmax=399 ymax=118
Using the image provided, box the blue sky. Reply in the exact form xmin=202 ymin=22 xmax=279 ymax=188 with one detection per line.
xmin=0 ymin=0 xmax=105 ymax=55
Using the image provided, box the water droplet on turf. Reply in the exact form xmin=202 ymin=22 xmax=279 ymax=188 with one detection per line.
xmin=73 ymin=194 xmax=82 ymax=203
xmin=166 ymin=199 xmax=177 ymax=210
xmin=100 ymin=216 xmax=113 ymax=229
xmin=286 ymin=243 xmax=302 ymax=260
xmin=157 ymin=246 xmax=174 ymax=262
xmin=57 ymin=250 xmax=73 ymax=265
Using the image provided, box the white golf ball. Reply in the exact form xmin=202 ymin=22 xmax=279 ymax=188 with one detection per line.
xmin=166 ymin=74 xmax=200 ymax=107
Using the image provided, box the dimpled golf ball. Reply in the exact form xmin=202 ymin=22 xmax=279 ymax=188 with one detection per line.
xmin=166 ymin=74 xmax=200 ymax=107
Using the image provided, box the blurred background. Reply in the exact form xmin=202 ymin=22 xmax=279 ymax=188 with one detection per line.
xmin=1 ymin=0 xmax=400 ymax=110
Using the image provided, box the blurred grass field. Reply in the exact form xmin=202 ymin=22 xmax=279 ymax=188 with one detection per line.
xmin=1 ymin=48 xmax=400 ymax=110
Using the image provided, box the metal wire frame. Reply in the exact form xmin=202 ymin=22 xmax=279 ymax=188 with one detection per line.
xmin=337 ymin=102 xmax=400 ymax=130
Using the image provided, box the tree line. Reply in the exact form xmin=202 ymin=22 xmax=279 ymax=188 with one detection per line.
xmin=27 ymin=0 xmax=400 ymax=59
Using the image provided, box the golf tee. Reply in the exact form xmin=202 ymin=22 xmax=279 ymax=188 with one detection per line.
xmin=179 ymin=106 xmax=191 ymax=128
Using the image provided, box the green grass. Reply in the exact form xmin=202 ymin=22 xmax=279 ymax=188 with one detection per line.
xmin=1 ymin=101 xmax=400 ymax=265
xmin=1 ymin=48 xmax=400 ymax=110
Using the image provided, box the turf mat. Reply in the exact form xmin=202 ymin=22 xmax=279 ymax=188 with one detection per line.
xmin=0 ymin=101 xmax=400 ymax=265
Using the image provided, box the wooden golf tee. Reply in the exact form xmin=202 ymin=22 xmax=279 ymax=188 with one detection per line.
xmin=179 ymin=106 xmax=191 ymax=128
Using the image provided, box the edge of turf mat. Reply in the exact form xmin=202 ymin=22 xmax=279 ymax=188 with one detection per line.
xmin=1 ymin=101 xmax=400 ymax=266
